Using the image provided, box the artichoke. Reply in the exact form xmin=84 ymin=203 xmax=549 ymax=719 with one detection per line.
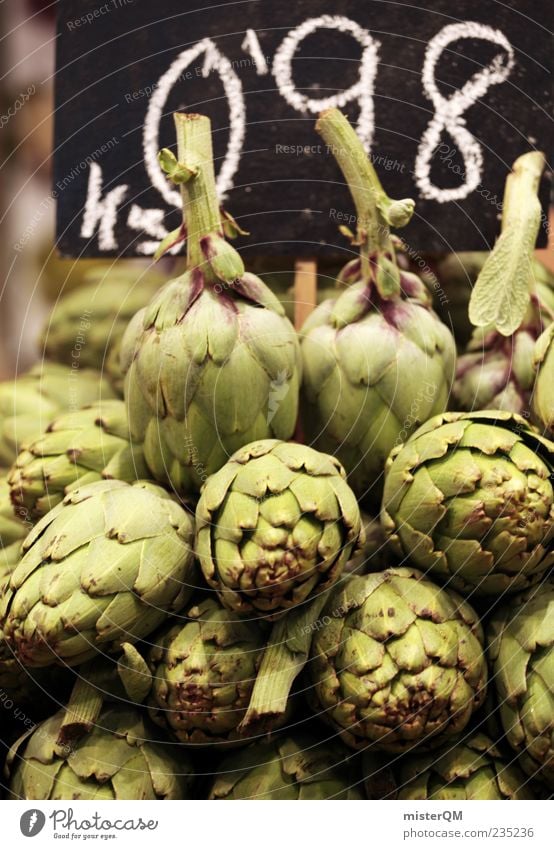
xmin=42 ymin=266 xmax=165 ymax=394
xmin=532 ymin=322 xmax=554 ymax=435
xmin=0 ymin=478 xmax=197 ymax=666
xmin=365 ymin=733 xmax=536 ymax=799
xmin=148 ymin=597 xmax=268 ymax=745
xmin=308 ymin=568 xmax=487 ymax=751
xmin=0 ymin=473 xmax=28 ymax=567
xmin=300 ymin=109 xmax=455 ymax=501
xmin=488 ymin=580 xmax=554 ymax=787
xmin=6 ymin=704 xmax=194 ymax=799
xmin=381 ymin=410 xmax=554 ymax=595
xmin=209 ymin=735 xmax=362 ymax=799
xmin=8 ymin=399 xmax=148 ymax=522
xmin=382 ymin=410 xmax=554 ymax=597
xmin=196 ymin=439 xmax=362 ymax=619
xmin=453 ymin=154 xmax=553 ymax=414
xmin=1 ymin=474 xmax=36 ymax=703
xmin=122 ymin=113 xmax=300 ymax=495
xmin=0 ymin=361 xmax=116 ymax=467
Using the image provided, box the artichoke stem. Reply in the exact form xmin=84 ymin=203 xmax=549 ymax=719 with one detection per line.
xmin=174 ymin=113 xmax=223 ymax=279
xmin=316 ymin=108 xmax=414 ymax=294
xmin=57 ymin=673 xmax=104 ymax=747
xmin=240 ymin=592 xmax=329 ymax=733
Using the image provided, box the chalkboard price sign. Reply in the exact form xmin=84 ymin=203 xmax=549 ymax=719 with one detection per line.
xmin=54 ymin=0 xmax=552 ymax=257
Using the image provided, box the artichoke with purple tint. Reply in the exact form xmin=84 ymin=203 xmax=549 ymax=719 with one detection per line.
xmin=300 ymin=109 xmax=455 ymax=501
xmin=121 ymin=113 xmax=300 ymax=495
xmin=454 ymin=153 xmax=553 ymax=414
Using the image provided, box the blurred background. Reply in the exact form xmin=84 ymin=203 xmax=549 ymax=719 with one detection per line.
xmin=1 ymin=2 xmax=553 ymax=380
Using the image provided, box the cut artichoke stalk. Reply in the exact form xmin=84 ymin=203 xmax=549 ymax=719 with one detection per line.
xmin=381 ymin=410 xmax=554 ymax=597
xmin=300 ymin=108 xmax=456 ymax=504
xmin=454 ymin=152 xmax=553 ymax=413
xmin=6 ymin=674 xmax=194 ymax=800
xmin=487 ymin=579 xmax=554 ymax=789
xmin=0 ymin=479 xmax=198 ymax=666
xmin=121 ymin=113 xmax=301 ymax=495
xmin=8 ymin=399 xmax=149 ymax=522
xmin=532 ymin=322 xmax=554 ymax=435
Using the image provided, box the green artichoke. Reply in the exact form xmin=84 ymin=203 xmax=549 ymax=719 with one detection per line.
xmin=6 ymin=704 xmax=194 ymax=799
xmin=454 ymin=276 xmax=553 ymax=414
xmin=8 ymin=400 xmax=148 ymax=522
xmin=0 ymin=478 xmax=197 ymax=666
xmin=42 ymin=267 xmax=165 ymax=386
xmin=148 ymin=597 xmax=268 ymax=745
xmin=209 ymin=735 xmax=362 ymax=799
xmin=532 ymin=322 xmax=554 ymax=435
xmin=488 ymin=580 xmax=554 ymax=788
xmin=1 ymin=474 xmax=35 ymax=703
xmin=308 ymin=568 xmax=487 ymax=751
xmin=122 ymin=114 xmax=300 ymax=495
xmin=381 ymin=411 xmax=554 ymax=597
xmin=0 ymin=361 xmax=116 ymax=467
xmin=196 ymin=439 xmax=362 ymax=619
xmin=300 ymin=110 xmax=455 ymax=501
xmin=366 ymin=733 xmax=536 ymax=799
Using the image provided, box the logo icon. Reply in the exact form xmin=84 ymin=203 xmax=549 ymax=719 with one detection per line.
xmin=20 ymin=810 xmax=46 ymax=837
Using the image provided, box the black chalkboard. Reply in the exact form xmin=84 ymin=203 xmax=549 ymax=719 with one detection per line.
xmin=54 ymin=0 xmax=552 ymax=258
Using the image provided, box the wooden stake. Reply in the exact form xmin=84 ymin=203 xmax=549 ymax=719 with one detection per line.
xmin=293 ymin=258 xmax=317 ymax=330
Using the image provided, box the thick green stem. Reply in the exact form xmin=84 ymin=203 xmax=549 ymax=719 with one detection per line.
xmin=57 ymin=673 xmax=104 ymax=747
xmin=316 ymin=108 xmax=414 ymax=295
xmin=174 ymin=113 xmax=222 ymax=277
xmin=239 ymin=592 xmax=329 ymax=734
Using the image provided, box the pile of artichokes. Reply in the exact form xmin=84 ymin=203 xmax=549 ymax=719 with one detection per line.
xmin=0 ymin=108 xmax=552 ymax=802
